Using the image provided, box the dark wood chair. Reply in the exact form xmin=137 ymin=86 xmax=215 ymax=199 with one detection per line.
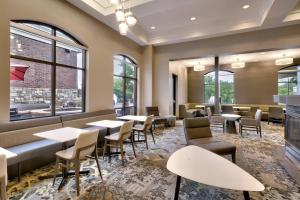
xmin=145 ymin=106 xmax=168 ymax=129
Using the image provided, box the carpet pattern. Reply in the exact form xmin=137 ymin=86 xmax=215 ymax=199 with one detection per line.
xmin=7 ymin=122 xmax=300 ymax=200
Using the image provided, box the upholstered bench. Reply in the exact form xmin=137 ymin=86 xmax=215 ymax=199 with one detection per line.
xmin=0 ymin=117 xmax=63 ymax=180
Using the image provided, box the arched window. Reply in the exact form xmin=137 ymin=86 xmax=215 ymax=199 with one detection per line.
xmin=278 ymin=66 xmax=299 ymax=95
xmin=204 ymin=71 xmax=234 ymax=104
xmin=113 ymin=55 xmax=137 ymax=116
xmin=10 ymin=21 xmax=86 ymax=121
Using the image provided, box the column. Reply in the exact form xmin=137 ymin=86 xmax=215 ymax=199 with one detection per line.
xmin=214 ymin=56 xmax=220 ymax=114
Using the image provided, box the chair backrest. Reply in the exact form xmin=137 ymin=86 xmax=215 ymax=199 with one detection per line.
xmin=221 ymin=105 xmax=234 ymax=114
xmin=144 ymin=115 xmax=154 ymax=130
xmin=183 ymin=118 xmax=212 ymax=142
xmin=268 ymin=107 xmax=283 ymax=118
xmin=0 ymin=153 xmax=7 ymax=186
xmin=206 ymin=107 xmax=212 ymax=119
xmin=145 ymin=106 xmax=159 ymax=116
xmin=120 ymin=121 xmax=134 ymax=140
xmin=255 ymin=109 xmax=262 ymax=123
xmin=249 ymin=107 xmax=259 ymax=118
xmin=73 ymin=129 xmax=99 ymax=159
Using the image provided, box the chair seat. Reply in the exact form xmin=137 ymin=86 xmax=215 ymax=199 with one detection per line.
xmin=188 ymin=139 xmax=236 ymax=155
xmin=104 ymin=132 xmax=121 ymax=141
xmin=133 ymin=124 xmax=145 ymax=131
xmin=56 ymin=146 xmax=74 ymax=160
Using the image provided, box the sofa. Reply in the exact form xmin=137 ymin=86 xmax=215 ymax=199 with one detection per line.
xmin=0 ymin=109 xmax=116 ymax=179
xmin=180 ymin=103 xmax=285 ymax=121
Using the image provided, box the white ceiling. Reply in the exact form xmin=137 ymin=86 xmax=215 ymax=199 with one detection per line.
xmin=67 ymin=0 xmax=300 ymax=46
xmin=172 ymin=48 xmax=300 ymax=67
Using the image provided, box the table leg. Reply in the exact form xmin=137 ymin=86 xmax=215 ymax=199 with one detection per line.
xmin=174 ymin=175 xmax=181 ymax=200
xmin=243 ymin=191 xmax=250 ymax=200
xmin=225 ymin=120 xmax=237 ymax=134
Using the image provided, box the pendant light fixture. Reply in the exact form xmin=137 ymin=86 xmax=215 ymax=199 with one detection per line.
xmin=194 ymin=64 xmax=205 ymax=71
xmin=112 ymin=0 xmax=138 ymax=35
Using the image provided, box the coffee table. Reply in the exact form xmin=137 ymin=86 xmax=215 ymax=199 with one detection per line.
xmin=167 ymin=145 xmax=264 ymax=200
xmin=221 ymin=114 xmax=241 ymax=134
xmin=34 ymin=127 xmax=89 ymax=190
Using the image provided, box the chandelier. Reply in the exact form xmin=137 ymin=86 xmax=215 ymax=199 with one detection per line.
xmin=110 ymin=0 xmax=138 ymax=35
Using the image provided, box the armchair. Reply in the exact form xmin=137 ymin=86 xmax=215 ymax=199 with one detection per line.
xmin=183 ymin=118 xmax=236 ymax=163
xmin=239 ymin=109 xmax=262 ymax=137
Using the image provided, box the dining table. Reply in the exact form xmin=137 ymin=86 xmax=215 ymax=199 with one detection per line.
xmin=221 ymin=114 xmax=241 ymax=134
xmin=33 ymin=127 xmax=89 ymax=190
xmin=167 ymin=145 xmax=264 ymax=200
xmin=86 ymin=120 xmax=125 ymax=161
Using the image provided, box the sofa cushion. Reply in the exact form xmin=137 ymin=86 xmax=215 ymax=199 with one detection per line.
xmin=7 ymin=139 xmax=61 ymax=165
xmin=188 ymin=139 xmax=236 ymax=155
xmin=61 ymin=110 xmax=116 ymax=128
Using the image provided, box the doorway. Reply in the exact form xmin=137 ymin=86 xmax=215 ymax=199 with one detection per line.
xmin=172 ymin=74 xmax=178 ymax=116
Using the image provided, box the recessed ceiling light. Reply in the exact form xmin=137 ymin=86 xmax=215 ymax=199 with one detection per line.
xmin=243 ymin=5 xmax=250 ymax=9
xmin=190 ymin=17 xmax=196 ymax=21
xmin=151 ymin=26 xmax=156 ymax=30
xmin=260 ymin=52 xmax=265 ymax=55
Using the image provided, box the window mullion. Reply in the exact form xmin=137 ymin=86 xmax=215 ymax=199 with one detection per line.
xmin=51 ymin=29 xmax=56 ymax=116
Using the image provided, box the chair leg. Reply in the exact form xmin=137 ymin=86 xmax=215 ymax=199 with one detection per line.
xmin=131 ymin=135 xmax=137 ymax=158
xmin=94 ymin=149 xmax=103 ymax=179
xmin=75 ymin=160 xmax=80 ymax=196
xmin=268 ymin=118 xmax=270 ymax=125
xmin=120 ymin=142 xmax=125 ymax=166
xmin=144 ymin=131 xmax=149 ymax=150
xmin=150 ymin=128 xmax=155 ymax=144
xmin=0 ymin=176 xmax=7 ymax=200
xmin=102 ymin=140 xmax=107 ymax=160
xmin=17 ymin=162 xmax=21 ymax=182
xmin=259 ymin=126 xmax=262 ymax=138
xmin=256 ymin=127 xmax=259 ymax=134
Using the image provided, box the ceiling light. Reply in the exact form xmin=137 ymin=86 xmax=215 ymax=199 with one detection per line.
xmin=231 ymin=62 xmax=245 ymax=68
xmin=115 ymin=8 xmax=125 ymax=22
xmin=260 ymin=52 xmax=265 ymax=55
xmin=275 ymin=57 xmax=293 ymax=66
xmin=110 ymin=0 xmax=120 ymax=5
xmin=151 ymin=26 xmax=156 ymax=30
xmin=125 ymin=11 xmax=137 ymax=27
xmin=190 ymin=17 xmax=196 ymax=21
xmin=119 ymin=21 xmax=128 ymax=35
xmin=10 ymin=35 xmax=15 ymax=39
xmin=17 ymin=43 xmax=22 ymax=49
xmin=194 ymin=64 xmax=205 ymax=71
xmin=243 ymin=5 xmax=250 ymax=9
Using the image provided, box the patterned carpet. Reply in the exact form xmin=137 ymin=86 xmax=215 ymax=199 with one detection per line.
xmin=6 ymin=121 xmax=300 ymax=200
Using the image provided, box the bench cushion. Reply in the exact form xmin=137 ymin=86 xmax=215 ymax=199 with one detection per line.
xmin=7 ymin=139 xmax=61 ymax=165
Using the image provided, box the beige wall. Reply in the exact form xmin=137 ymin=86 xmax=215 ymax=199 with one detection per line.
xmin=169 ymin=62 xmax=188 ymax=117
xmin=0 ymin=0 xmax=143 ymax=123
xmin=188 ymin=59 xmax=300 ymax=104
xmin=154 ymin=25 xmax=300 ymax=115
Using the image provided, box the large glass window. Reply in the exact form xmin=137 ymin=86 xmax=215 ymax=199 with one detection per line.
xmin=113 ymin=55 xmax=137 ymax=116
xmin=278 ymin=66 xmax=299 ymax=95
xmin=10 ymin=21 xmax=86 ymax=121
xmin=204 ymin=71 xmax=234 ymax=104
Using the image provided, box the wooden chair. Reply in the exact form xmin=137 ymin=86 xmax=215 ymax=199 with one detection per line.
xmin=145 ymin=106 xmax=168 ymax=129
xmin=240 ymin=109 xmax=262 ymax=137
xmin=55 ymin=130 xmax=102 ymax=196
xmin=132 ymin=115 xmax=155 ymax=149
xmin=0 ymin=153 xmax=7 ymax=200
xmin=103 ymin=121 xmax=136 ymax=165
xmin=207 ymin=107 xmax=225 ymax=132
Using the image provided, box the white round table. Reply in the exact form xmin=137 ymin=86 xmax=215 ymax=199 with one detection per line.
xmin=221 ymin=114 xmax=241 ymax=134
xmin=167 ymin=145 xmax=264 ymax=200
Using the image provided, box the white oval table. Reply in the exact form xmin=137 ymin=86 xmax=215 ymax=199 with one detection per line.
xmin=167 ymin=145 xmax=264 ymax=200
xmin=221 ymin=114 xmax=241 ymax=134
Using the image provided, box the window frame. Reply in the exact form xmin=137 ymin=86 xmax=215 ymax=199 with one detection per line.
xmin=204 ymin=70 xmax=235 ymax=104
xmin=10 ymin=20 xmax=86 ymax=121
xmin=113 ymin=55 xmax=138 ymax=116
xmin=278 ymin=66 xmax=298 ymax=96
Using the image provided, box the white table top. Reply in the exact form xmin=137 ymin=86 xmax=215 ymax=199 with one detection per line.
xmin=33 ymin=127 xmax=88 ymax=143
xmin=87 ymin=120 xmax=124 ymax=129
xmin=195 ymin=105 xmax=205 ymax=108
xmin=221 ymin=114 xmax=241 ymax=120
xmin=0 ymin=147 xmax=17 ymax=159
xmin=167 ymin=145 xmax=265 ymax=192
xmin=118 ymin=115 xmax=147 ymax=122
